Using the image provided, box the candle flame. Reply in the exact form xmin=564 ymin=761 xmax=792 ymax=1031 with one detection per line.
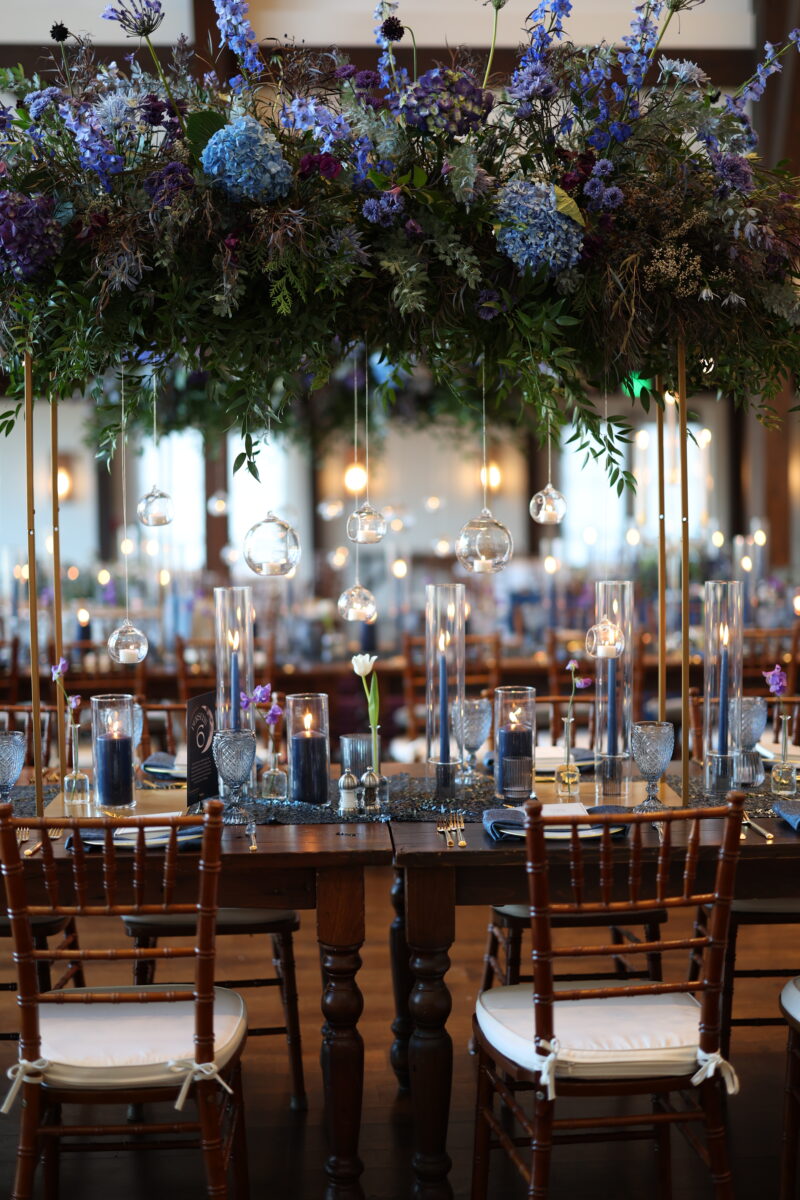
xmin=509 ymin=706 xmax=521 ymax=727
xmin=228 ymin=629 xmax=240 ymax=651
xmin=438 ymin=631 xmax=450 ymax=653
xmin=720 ymin=622 xmax=729 ymax=648
xmin=303 ymin=712 xmax=313 ymax=732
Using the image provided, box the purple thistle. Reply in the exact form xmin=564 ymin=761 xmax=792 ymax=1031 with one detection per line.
xmin=335 ymin=64 xmax=358 ymax=80
xmin=764 ymin=664 xmax=788 ymax=696
xmin=354 ymin=70 xmax=381 ymax=91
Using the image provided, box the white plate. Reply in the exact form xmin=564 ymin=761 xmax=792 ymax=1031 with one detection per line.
xmin=494 ymin=824 xmax=627 ymax=840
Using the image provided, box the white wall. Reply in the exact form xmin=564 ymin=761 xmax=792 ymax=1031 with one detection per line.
xmin=248 ymin=0 xmax=754 ymax=49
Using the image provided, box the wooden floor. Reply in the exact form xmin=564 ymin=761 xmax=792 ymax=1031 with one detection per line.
xmin=0 ymin=865 xmax=794 ymax=1199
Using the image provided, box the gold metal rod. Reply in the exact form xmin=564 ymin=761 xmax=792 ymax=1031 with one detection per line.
xmin=24 ymin=352 xmax=44 ymax=815
xmin=50 ymin=395 xmax=66 ymax=788
xmin=655 ymin=375 xmax=667 ymax=724
xmin=677 ymin=340 xmax=691 ymax=802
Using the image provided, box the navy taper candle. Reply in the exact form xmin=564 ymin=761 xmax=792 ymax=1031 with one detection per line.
xmin=95 ymin=733 xmax=133 ymax=807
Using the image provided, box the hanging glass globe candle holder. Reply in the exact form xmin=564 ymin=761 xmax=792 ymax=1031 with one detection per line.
xmin=243 ymin=512 xmax=301 ymax=577
xmin=207 ymin=490 xmax=229 ymax=517
xmin=107 ymin=619 xmax=149 ymax=665
xmin=530 ymin=482 xmax=567 ymax=526
xmin=346 ymin=502 xmax=387 ymax=545
xmin=455 ymin=508 xmax=513 ymax=574
xmin=337 ymin=583 xmax=378 ymax=623
xmin=137 ymin=485 xmax=173 ymax=527
xmin=585 ymin=615 xmax=625 ymax=659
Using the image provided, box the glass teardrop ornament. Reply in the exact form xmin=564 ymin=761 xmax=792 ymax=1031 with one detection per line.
xmin=243 ymin=512 xmax=301 ymax=577
xmin=455 ymin=508 xmax=513 ymax=574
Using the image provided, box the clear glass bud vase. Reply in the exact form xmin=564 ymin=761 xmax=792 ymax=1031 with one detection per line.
xmin=555 ymin=716 xmax=580 ymax=799
xmin=772 ymin=714 xmax=797 ymax=797
xmin=260 ymin=750 xmax=288 ymax=801
xmin=63 ymin=721 xmax=90 ymax=807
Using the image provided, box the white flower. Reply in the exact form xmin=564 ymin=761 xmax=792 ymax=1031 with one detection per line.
xmin=351 ymin=653 xmax=377 ymax=678
xmin=699 ymin=285 xmax=715 ymax=301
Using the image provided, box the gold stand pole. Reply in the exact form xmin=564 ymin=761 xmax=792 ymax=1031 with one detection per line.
xmin=24 ymin=353 xmax=44 ymax=815
xmin=655 ymin=375 xmax=667 ymax=724
xmin=677 ymin=340 xmax=691 ymax=801
xmin=50 ymin=397 xmax=66 ymax=787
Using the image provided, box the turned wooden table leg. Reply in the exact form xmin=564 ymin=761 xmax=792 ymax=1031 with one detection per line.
xmin=406 ymin=866 xmax=456 ymax=1200
xmin=390 ymin=867 xmax=414 ymax=1091
xmin=318 ymin=866 xmax=366 ymax=1200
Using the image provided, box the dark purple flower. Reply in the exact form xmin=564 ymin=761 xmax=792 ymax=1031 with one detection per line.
xmin=138 ymin=93 xmax=168 ymax=127
xmin=224 ymin=234 xmax=239 ymax=251
xmin=764 ymin=664 xmax=788 ymax=696
xmin=475 ymin=289 xmax=505 ymax=320
xmin=143 ymin=160 xmax=195 ymax=207
xmin=335 ymin=63 xmax=357 ymax=80
xmin=354 ymin=69 xmax=381 ymax=91
xmin=404 ymin=217 xmax=423 ymax=238
xmin=602 ymin=185 xmax=624 ymax=209
xmin=560 ymin=170 xmax=583 ymax=193
xmin=400 ymin=67 xmax=491 ymax=136
xmin=50 ymin=21 xmax=70 ymax=41
xmin=380 ymin=16 xmax=404 ymax=42
xmin=298 ymin=152 xmax=319 ymax=178
xmin=0 ymin=191 xmax=63 ymax=281
xmin=710 ymin=152 xmax=754 ymax=195
xmin=318 ymin=152 xmax=342 ymax=180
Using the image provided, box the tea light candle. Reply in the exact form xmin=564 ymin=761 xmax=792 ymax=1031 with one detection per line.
xmin=117 ymin=648 xmax=140 ymax=664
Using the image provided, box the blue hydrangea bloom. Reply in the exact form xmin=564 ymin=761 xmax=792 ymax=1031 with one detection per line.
xmin=200 ymin=115 xmax=292 ymax=202
xmin=495 ymin=180 xmax=583 ymax=277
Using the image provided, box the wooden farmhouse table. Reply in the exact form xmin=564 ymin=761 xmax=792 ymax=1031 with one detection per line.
xmin=38 ymin=787 xmax=394 ymax=1200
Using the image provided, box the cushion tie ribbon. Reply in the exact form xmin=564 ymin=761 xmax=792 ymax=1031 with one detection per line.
xmin=691 ymin=1048 xmax=739 ymax=1095
xmin=533 ymin=1037 xmax=560 ymax=1101
xmin=167 ymin=1059 xmax=234 ymax=1111
xmin=1 ymin=1059 xmax=49 ymax=1115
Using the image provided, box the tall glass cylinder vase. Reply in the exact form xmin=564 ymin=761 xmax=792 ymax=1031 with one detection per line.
xmin=214 ymin=586 xmax=255 ymax=734
xmin=592 ymin=580 xmax=633 ymax=799
xmin=287 ymin=693 xmax=330 ymax=806
xmin=703 ymin=580 xmax=743 ymax=793
xmin=91 ymin=694 xmax=134 ymax=809
xmin=425 ymin=584 xmax=465 ymax=800
xmin=494 ymin=686 xmax=536 ymax=799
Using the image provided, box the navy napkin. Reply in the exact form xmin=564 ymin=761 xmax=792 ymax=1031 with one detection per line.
xmin=482 ymin=804 xmax=631 ymax=843
xmin=772 ymin=799 xmax=800 ymax=830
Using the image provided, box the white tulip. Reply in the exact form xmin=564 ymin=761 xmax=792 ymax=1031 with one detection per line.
xmin=351 ymin=653 xmax=377 ymax=678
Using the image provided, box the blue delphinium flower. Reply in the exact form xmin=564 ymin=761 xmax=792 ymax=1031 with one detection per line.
xmin=0 ymin=104 xmax=12 ymax=132
xmin=60 ymin=105 xmax=124 ymax=191
xmin=144 ymin=161 xmax=195 ymax=207
xmin=0 ymin=191 xmax=63 ymax=280
xmin=212 ymin=0 xmax=261 ymax=73
xmin=399 ymin=68 xmax=492 ymax=136
xmin=200 ymin=115 xmax=291 ymax=202
xmin=362 ymin=191 xmax=405 ymax=227
xmin=280 ymin=96 xmax=351 ymax=155
xmin=25 ymin=87 xmax=62 ymax=122
xmin=522 ymin=0 xmax=572 ymax=65
xmin=495 ymin=179 xmax=583 ymax=277
xmin=101 ymin=0 xmax=164 ymax=38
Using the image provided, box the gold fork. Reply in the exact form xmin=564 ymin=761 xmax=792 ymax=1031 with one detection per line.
xmin=15 ymin=828 xmax=29 ymax=845
xmin=436 ymin=819 xmax=454 ymax=848
xmin=453 ymin=812 xmax=467 ymax=848
xmin=24 ymin=829 xmax=64 ymax=858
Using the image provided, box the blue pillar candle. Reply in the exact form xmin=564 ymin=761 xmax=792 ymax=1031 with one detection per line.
xmin=230 ymin=633 xmax=240 ymax=731
xmin=95 ymin=733 xmax=133 ymax=808
xmin=607 ymin=655 xmax=618 ymax=756
xmin=496 ymin=718 xmax=533 ymax=797
xmin=291 ymin=720 xmax=328 ymax=805
xmin=717 ymin=624 xmax=730 ymax=754
xmin=438 ymin=635 xmax=450 ymax=764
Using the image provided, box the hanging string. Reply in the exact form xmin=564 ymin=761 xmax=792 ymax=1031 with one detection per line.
xmin=152 ymin=375 xmax=158 ymax=452
xmin=364 ymin=350 xmax=370 ymax=505
xmin=602 ymin=387 xmax=610 ymax=574
xmin=481 ymin=361 xmax=488 ymax=513
xmin=352 ymin=357 xmax=359 ymax=470
xmin=120 ymin=370 xmax=130 ymax=624
xmin=354 ymin=540 xmax=360 ymax=587
xmin=547 ymin=414 xmax=552 ymax=485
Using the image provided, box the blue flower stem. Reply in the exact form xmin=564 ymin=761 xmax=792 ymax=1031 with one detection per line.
xmin=482 ymin=5 xmax=500 ymax=90
xmin=144 ymin=36 xmax=189 ymax=142
xmin=408 ymin=27 xmax=418 ymax=84
xmin=59 ymin=45 xmax=74 ymax=98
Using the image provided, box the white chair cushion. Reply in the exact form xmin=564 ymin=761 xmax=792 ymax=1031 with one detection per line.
xmin=36 ymin=985 xmax=246 ymax=1091
xmin=476 ymin=983 xmax=701 ymax=1080
xmin=781 ymin=978 xmax=800 ymax=1025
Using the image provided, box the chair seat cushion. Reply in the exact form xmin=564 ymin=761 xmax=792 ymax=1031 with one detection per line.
xmin=493 ymin=904 xmax=668 ymax=928
xmin=37 ymin=985 xmax=246 ymax=1091
xmin=476 ymin=983 xmax=701 ymax=1080
xmin=0 ymin=915 xmax=69 ymax=937
xmin=122 ymin=907 xmax=298 ymax=934
xmin=780 ymin=978 xmax=800 ymax=1026
xmin=731 ymin=898 xmax=800 ymax=915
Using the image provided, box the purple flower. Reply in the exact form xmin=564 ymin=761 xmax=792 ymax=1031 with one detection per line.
xmin=101 ymin=0 xmax=164 ymax=38
xmin=0 ymin=191 xmax=63 ymax=281
xmin=362 ymin=190 xmax=405 ymax=226
xmin=252 ymin=683 xmax=272 ymax=704
xmin=318 ymin=152 xmax=342 ymax=180
xmin=764 ymin=664 xmax=788 ymax=696
xmin=239 ymin=691 xmax=252 ymax=710
xmin=592 ymin=158 xmax=614 ymax=178
xmin=576 ymin=677 xmax=593 ymax=690
xmin=602 ymin=185 xmax=624 ymax=209
xmin=380 ymin=15 xmax=404 ymax=42
xmin=25 ymin=87 xmax=62 ymax=122
xmin=566 ymin=658 xmax=578 ymax=671
xmin=475 ymin=289 xmax=505 ymax=320
xmin=59 ymin=105 xmax=124 ymax=191
xmin=335 ymin=64 xmax=357 ymax=80
xmin=507 ymin=60 xmax=557 ymax=112
xmin=51 ymin=657 xmax=69 ymax=682
xmin=354 ymin=70 xmax=381 ymax=91
xmin=404 ymin=217 xmax=423 ymax=238
xmin=69 ymin=694 xmax=81 ymax=710
xmin=710 ymin=152 xmax=754 ymax=195
xmin=583 ymin=176 xmax=605 ymax=201
xmin=399 ymin=68 xmax=492 ymax=137
xmin=265 ymin=703 xmax=282 ymax=726
xmin=143 ymin=161 xmax=195 ymax=207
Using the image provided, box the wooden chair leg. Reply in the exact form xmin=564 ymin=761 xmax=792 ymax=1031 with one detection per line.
xmin=701 ymin=1078 xmax=734 ymax=1200
xmin=529 ymin=1093 xmax=554 ymax=1200
xmin=272 ymin=931 xmax=306 ymax=1112
xmin=11 ymin=1080 xmax=41 ymax=1200
xmin=506 ymin=921 xmax=523 ymax=987
xmin=470 ymin=1045 xmax=493 ymax=1200
xmin=196 ymin=1079 xmax=229 ymax=1200
xmin=478 ymin=920 xmax=500 ymax=994
xmin=230 ymin=1063 xmax=250 ymax=1200
xmin=781 ymin=1025 xmax=800 ymax=1200
xmin=719 ymin=918 xmax=740 ymax=1061
xmin=654 ymin=1108 xmax=672 ymax=1200
xmin=132 ymin=934 xmax=158 ymax=986
xmin=41 ymin=1103 xmax=60 ymax=1200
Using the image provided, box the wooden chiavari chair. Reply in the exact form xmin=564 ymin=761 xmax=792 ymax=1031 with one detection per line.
xmin=0 ymin=801 xmax=249 ymax=1199
xmin=0 ymin=635 xmax=20 ymax=704
xmin=0 ymin=703 xmax=84 ymax=772
xmin=742 ymin=625 xmax=797 ymax=694
xmin=471 ymin=793 xmax=746 ymax=1200
xmin=779 ymin=979 xmax=800 ymax=1199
